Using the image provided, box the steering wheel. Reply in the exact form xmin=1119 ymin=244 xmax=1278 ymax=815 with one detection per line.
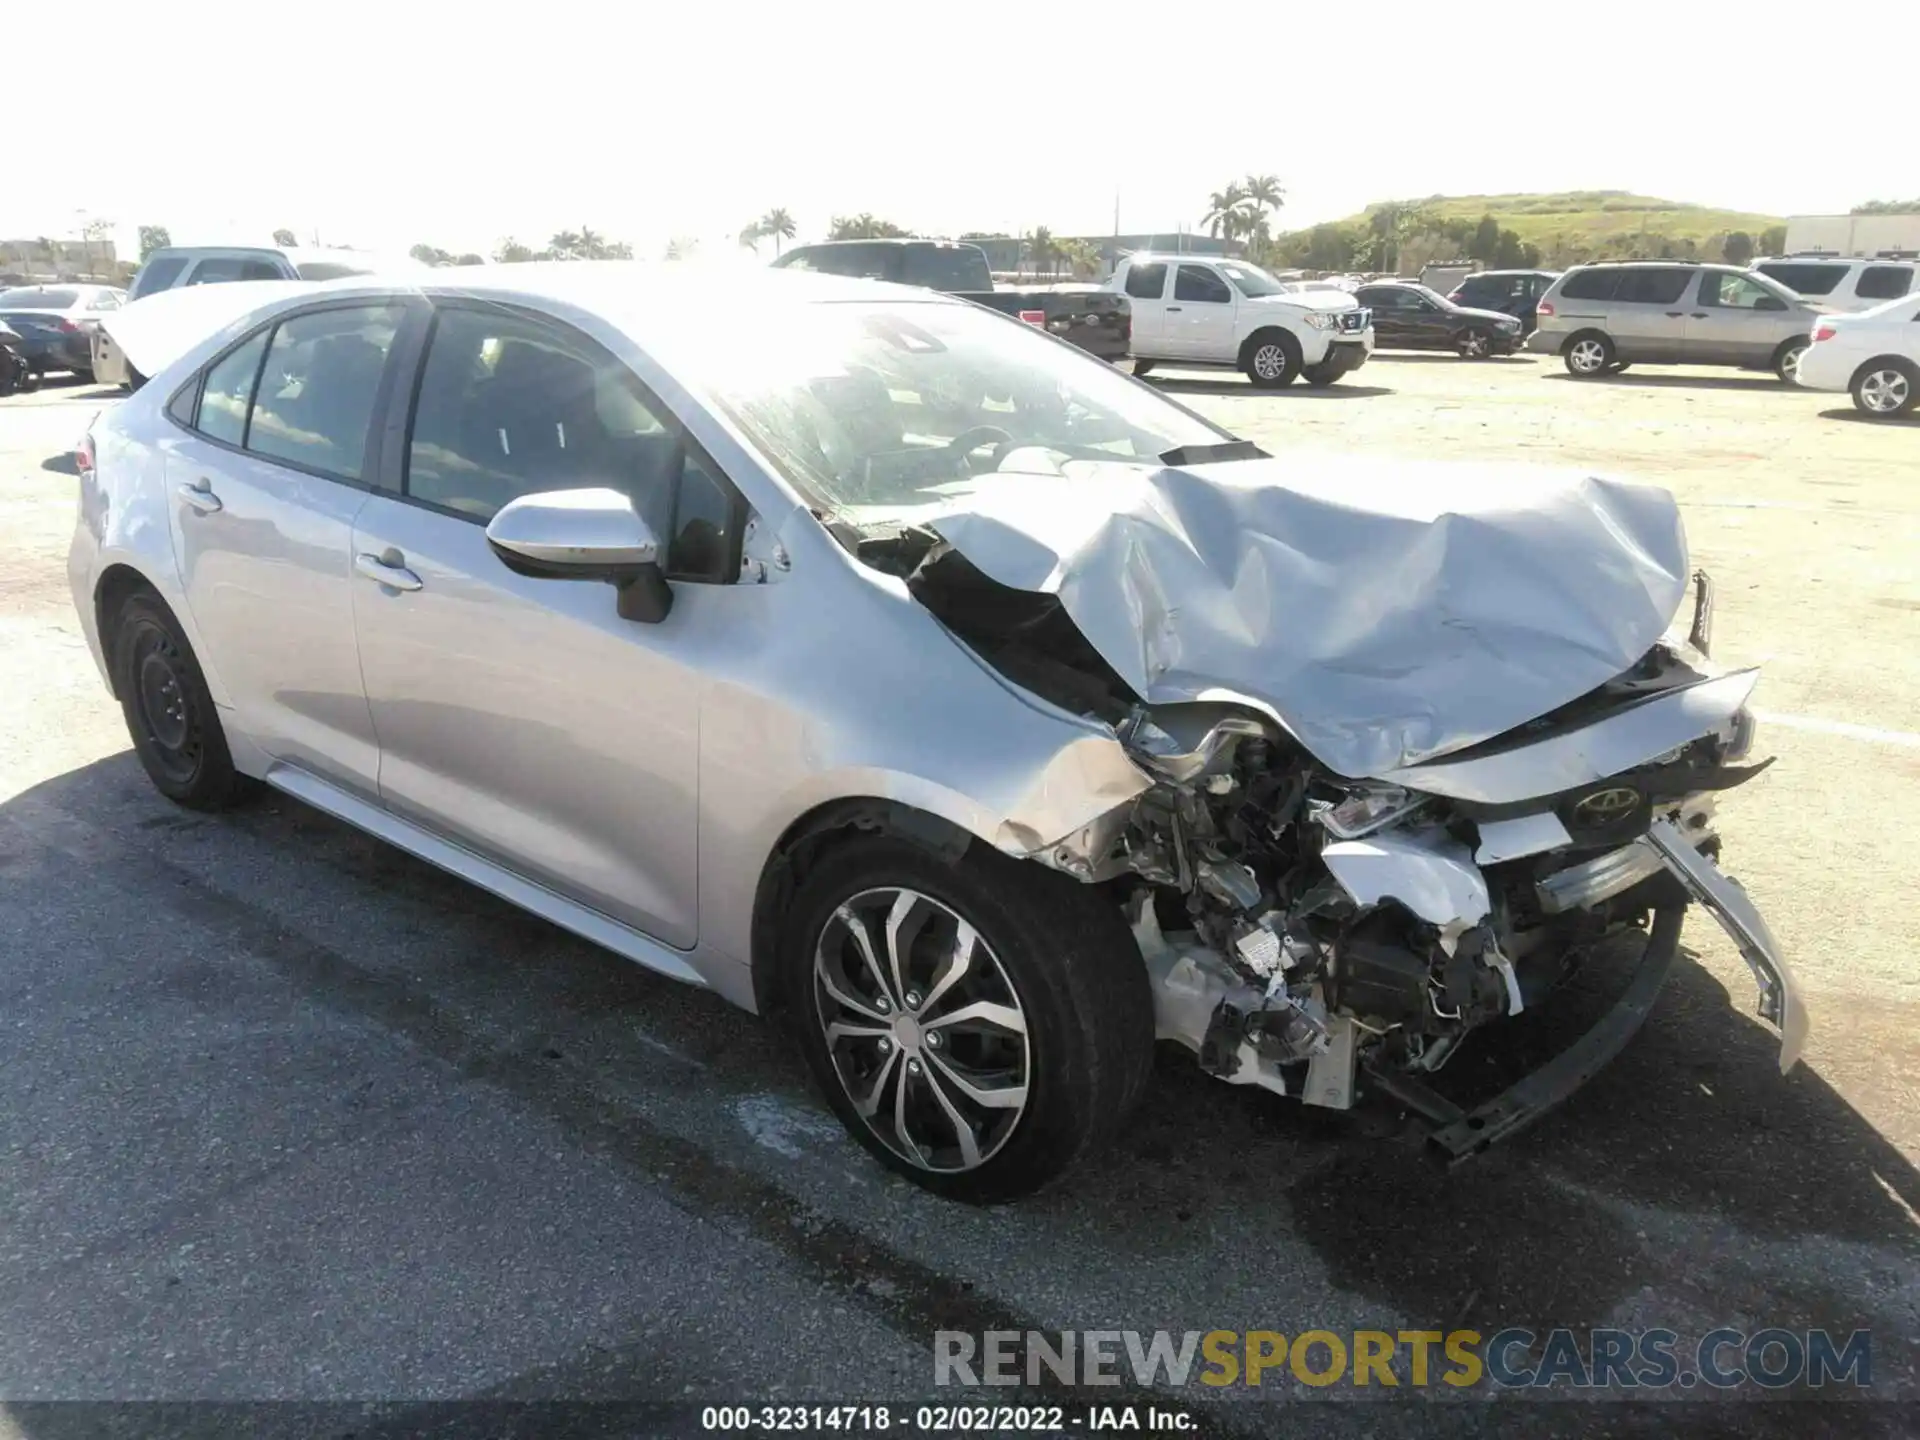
xmin=945 ymin=424 xmax=1017 ymax=471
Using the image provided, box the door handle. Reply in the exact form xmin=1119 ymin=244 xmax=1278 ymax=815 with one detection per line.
xmin=1665 ymin=311 xmax=1685 ymax=318
xmin=354 ymin=551 xmax=423 ymax=592
xmin=1165 ymin=305 xmax=1183 ymax=312
xmin=177 ymin=479 xmax=222 ymax=514
xmin=1691 ymin=312 xmax=1708 ymax=319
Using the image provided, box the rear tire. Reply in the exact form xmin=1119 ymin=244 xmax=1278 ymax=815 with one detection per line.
xmin=1563 ymin=332 xmax=1614 ymax=377
xmin=1774 ymin=338 xmax=1811 ymax=384
xmin=110 ymin=591 xmax=255 ymax=810
xmin=781 ymin=835 xmax=1155 ymax=1203
xmin=1241 ymin=330 xmax=1301 ymax=389
xmin=1455 ymin=327 xmax=1492 ymax=359
xmin=1131 ymin=359 xmax=1155 ymax=378
xmin=1851 ymin=357 xmax=1917 ymax=417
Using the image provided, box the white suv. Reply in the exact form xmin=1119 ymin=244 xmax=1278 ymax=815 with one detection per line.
xmin=1110 ymin=255 xmax=1374 ymax=388
xmin=1751 ymin=255 xmax=1917 ymax=313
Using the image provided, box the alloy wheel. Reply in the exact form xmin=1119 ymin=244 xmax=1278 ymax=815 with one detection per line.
xmin=812 ymin=887 xmax=1031 ymax=1173
xmin=1459 ymin=330 xmax=1489 ymax=358
xmin=1858 ymin=368 xmax=1910 ymax=414
xmin=1251 ymin=344 xmax=1288 ymax=381
xmin=1780 ymin=344 xmax=1807 ymax=380
xmin=1569 ymin=339 xmax=1608 ymax=373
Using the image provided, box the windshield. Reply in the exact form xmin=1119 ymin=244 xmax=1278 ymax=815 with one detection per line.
xmin=1216 ymin=262 xmax=1287 ymax=298
xmin=1404 ymin=284 xmax=1451 ymax=306
xmin=689 ymin=300 xmax=1235 ymax=518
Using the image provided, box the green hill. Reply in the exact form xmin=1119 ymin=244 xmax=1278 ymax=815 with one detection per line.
xmin=1271 ymin=191 xmax=1788 ymax=272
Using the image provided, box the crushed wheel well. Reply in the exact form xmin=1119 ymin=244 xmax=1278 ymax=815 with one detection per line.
xmin=749 ymin=798 xmax=973 ymax=1018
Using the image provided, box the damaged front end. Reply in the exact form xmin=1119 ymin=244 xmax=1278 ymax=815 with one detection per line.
xmin=883 ymin=525 xmax=1805 ymax=1161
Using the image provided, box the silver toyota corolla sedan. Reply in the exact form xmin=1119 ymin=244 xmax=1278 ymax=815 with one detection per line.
xmin=69 ymin=263 xmax=1805 ymax=1202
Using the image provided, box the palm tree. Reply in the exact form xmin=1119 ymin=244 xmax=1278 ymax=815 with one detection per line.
xmin=577 ymin=227 xmax=606 ymax=259
xmin=738 ymin=221 xmax=763 ymax=254
xmin=494 ymin=238 xmax=536 ymax=263
xmin=1025 ymin=226 xmax=1057 ymax=278
xmin=757 ymin=208 xmax=796 ymax=256
xmin=1202 ymin=184 xmax=1251 ymax=242
xmin=1243 ymin=174 xmax=1285 ymax=215
xmin=664 ymin=236 xmax=698 ymax=260
xmin=546 ymin=230 xmax=584 ymax=261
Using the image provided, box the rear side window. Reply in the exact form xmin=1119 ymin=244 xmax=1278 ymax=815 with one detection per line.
xmin=186 ymin=256 xmax=286 ymax=286
xmin=1613 ymin=269 xmax=1692 ymax=305
xmin=129 ymin=257 xmax=188 ymax=299
xmin=785 ymin=245 xmax=889 ymax=280
xmin=1123 ymin=262 xmax=1167 ymax=299
xmin=1557 ymin=269 xmax=1620 ymax=301
xmin=195 ymin=332 xmax=270 ymax=448
xmin=1754 ymin=262 xmax=1846 ymax=297
xmin=295 ymin=261 xmax=376 ymax=281
xmin=900 ymin=247 xmax=991 ymax=292
xmin=1856 ymin=266 xmax=1914 ymax=301
xmin=246 ymin=305 xmax=404 ymax=481
xmin=1174 ymin=265 xmax=1231 ymax=303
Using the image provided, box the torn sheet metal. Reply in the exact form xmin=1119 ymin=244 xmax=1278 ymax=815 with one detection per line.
xmin=926 ymin=455 xmax=1689 ymax=779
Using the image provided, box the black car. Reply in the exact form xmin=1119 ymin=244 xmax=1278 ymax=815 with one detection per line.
xmin=1352 ymin=281 xmax=1526 ymax=358
xmin=1448 ymin=269 xmax=1561 ymax=336
xmin=0 ymin=284 xmax=125 ymax=380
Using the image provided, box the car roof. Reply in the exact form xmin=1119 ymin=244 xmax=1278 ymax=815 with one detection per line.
xmin=1461 ymin=269 xmax=1558 ymax=278
xmin=791 ymin=238 xmax=976 ymax=250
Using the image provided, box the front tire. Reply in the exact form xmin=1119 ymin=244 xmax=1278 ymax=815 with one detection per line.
xmin=1242 ymin=330 xmax=1301 ymax=388
xmin=1455 ymin=327 xmax=1492 ymax=359
xmin=1563 ymin=332 xmax=1614 ymax=377
xmin=782 ymin=836 xmax=1154 ymax=1203
xmin=110 ymin=591 xmax=254 ymax=810
xmin=1132 ymin=359 xmax=1155 ymax=378
xmin=1852 ymin=358 xmax=1917 ymax=417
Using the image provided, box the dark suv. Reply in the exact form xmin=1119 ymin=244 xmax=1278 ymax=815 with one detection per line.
xmin=1448 ymin=270 xmax=1561 ymax=335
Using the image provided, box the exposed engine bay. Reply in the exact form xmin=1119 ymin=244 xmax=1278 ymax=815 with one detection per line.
xmin=854 ymin=519 xmax=1803 ymax=1156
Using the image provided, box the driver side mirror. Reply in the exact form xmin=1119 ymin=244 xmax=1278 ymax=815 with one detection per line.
xmin=485 ymin=487 xmax=672 ymax=624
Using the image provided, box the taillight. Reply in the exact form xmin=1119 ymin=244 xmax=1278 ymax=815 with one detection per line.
xmin=75 ymin=429 xmax=96 ymax=478
xmin=57 ymin=318 xmax=82 ymax=333
xmin=1536 ymin=300 xmax=1555 ymax=317
xmin=1813 ymin=324 xmax=1837 ymax=342
xmin=1017 ymin=309 xmax=1046 ymax=326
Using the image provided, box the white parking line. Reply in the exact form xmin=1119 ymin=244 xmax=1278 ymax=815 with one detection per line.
xmin=1754 ymin=710 xmax=1920 ymax=749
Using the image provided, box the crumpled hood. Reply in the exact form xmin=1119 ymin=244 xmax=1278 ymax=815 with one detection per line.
xmin=923 ymin=455 xmax=1689 ymax=778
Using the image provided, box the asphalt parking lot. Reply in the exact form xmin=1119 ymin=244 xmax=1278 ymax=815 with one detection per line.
xmin=2 ymin=355 xmax=1916 ymax=1437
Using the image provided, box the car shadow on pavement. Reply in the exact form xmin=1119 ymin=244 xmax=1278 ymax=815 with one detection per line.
xmin=1367 ymin=353 xmax=1535 ymax=365
xmin=4 ymin=754 xmax=1915 ymax=1419
xmin=1541 ymin=372 xmax=1790 ymax=393
xmin=1148 ymin=378 xmax=1394 ymax=399
xmin=1820 ymin=407 xmax=1920 ymax=427
xmin=41 ymin=454 xmax=76 ymax=475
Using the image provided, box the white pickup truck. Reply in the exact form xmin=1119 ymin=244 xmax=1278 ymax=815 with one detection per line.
xmin=1112 ymin=254 xmax=1374 ymax=388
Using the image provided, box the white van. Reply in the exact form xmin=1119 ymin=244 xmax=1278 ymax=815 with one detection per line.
xmin=1750 ymin=255 xmax=1917 ymax=313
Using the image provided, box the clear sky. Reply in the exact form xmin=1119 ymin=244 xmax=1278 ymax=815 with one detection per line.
xmin=7 ymin=0 xmax=1914 ymax=264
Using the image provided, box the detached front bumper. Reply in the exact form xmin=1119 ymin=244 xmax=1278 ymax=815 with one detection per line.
xmin=1360 ymin=818 xmax=1807 ymax=1165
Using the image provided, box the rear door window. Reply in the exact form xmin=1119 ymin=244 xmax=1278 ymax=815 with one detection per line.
xmin=1173 ymin=265 xmax=1231 ymax=303
xmin=1123 ymin=262 xmax=1167 ymax=299
xmin=194 ymin=332 xmax=271 ymax=448
xmin=245 ymin=305 xmax=405 ymax=481
xmin=1613 ymin=269 xmax=1693 ymax=305
xmin=1556 ymin=269 xmax=1620 ymax=301
xmin=1754 ymin=262 xmax=1847 ymax=297
xmin=1856 ymin=266 xmax=1914 ymax=301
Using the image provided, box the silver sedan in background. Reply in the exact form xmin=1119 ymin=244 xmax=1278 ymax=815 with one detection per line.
xmin=69 ymin=265 xmax=1803 ymax=1201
